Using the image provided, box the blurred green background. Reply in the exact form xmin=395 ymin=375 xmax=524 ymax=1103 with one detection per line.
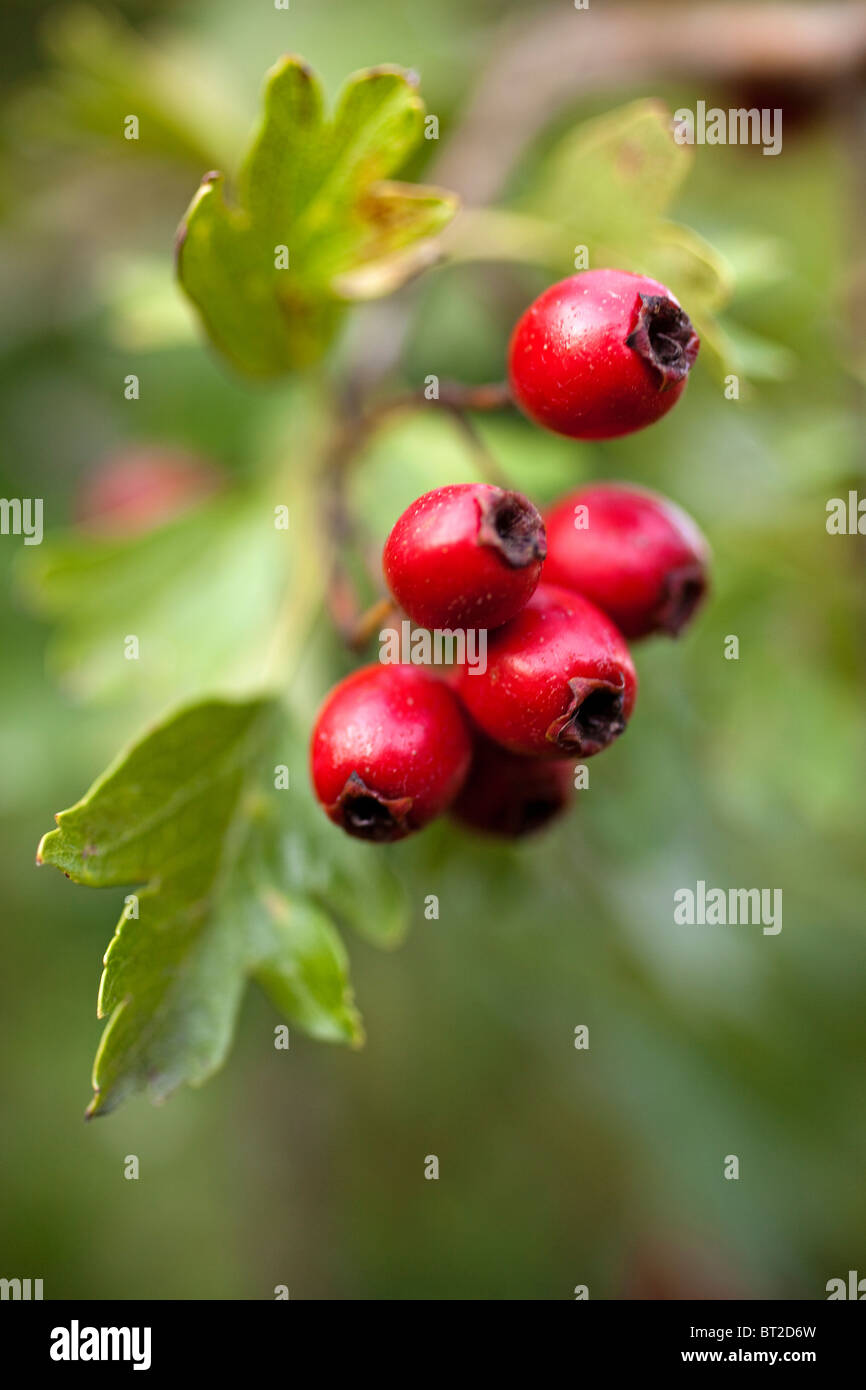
xmin=1 ymin=0 xmax=865 ymax=1299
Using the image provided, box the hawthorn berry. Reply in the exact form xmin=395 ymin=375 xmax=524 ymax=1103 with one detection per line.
xmin=451 ymin=734 xmax=573 ymax=838
xmin=507 ymin=269 xmax=700 ymax=439
xmin=75 ymin=447 xmax=222 ymax=535
xmin=456 ymin=583 xmax=637 ymax=759
xmin=544 ymin=482 xmax=710 ymax=639
xmin=383 ymin=483 xmax=546 ymax=631
xmin=310 ymin=664 xmax=471 ymax=842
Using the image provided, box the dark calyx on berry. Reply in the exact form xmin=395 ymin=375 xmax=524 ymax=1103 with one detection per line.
xmin=547 ymin=676 xmax=627 ymax=755
xmin=656 ymin=564 xmax=708 ymax=636
xmin=625 ymin=294 xmax=700 ymax=388
xmin=477 ymin=488 xmax=547 ymax=569
xmin=329 ymin=772 xmax=412 ymax=843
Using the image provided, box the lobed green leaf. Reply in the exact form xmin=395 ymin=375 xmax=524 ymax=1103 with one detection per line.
xmin=37 ymin=699 xmax=363 ymax=1116
xmin=177 ymin=56 xmax=458 ymax=376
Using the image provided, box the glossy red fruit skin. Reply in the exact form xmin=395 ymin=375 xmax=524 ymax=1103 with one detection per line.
xmin=75 ymin=448 xmax=222 ymax=535
xmin=456 ymin=583 xmax=637 ymax=759
xmin=310 ymin=664 xmax=471 ymax=842
xmin=544 ymin=483 xmax=710 ymax=639
xmin=451 ymin=734 xmax=573 ymax=838
xmin=383 ymin=484 xmax=546 ymax=631
xmin=508 ymin=269 xmax=700 ymax=440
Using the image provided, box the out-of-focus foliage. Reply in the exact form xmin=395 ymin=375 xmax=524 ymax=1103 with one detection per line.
xmin=19 ymin=448 xmax=324 ymax=705
xmin=1 ymin=0 xmax=864 ymax=1301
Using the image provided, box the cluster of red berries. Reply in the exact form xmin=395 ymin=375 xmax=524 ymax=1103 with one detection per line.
xmin=311 ymin=269 xmax=708 ymax=843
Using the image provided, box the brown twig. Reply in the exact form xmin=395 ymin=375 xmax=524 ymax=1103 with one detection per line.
xmin=345 ymin=595 xmax=399 ymax=651
xmin=439 ymin=402 xmax=510 ymax=487
xmin=361 ymin=380 xmax=511 ymax=419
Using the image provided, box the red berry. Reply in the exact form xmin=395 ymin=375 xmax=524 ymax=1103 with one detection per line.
xmin=451 ymin=734 xmax=573 ymax=838
xmin=544 ymin=483 xmax=710 ymax=639
xmin=508 ymin=269 xmax=700 ymax=440
xmin=383 ymin=484 xmax=546 ymax=630
xmin=456 ymin=583 xmax=637 ymax=759
xmin=310 ymin=664 xmax=471 ymax=842
xmin=75 ymin=447 xmax=222 ymax=535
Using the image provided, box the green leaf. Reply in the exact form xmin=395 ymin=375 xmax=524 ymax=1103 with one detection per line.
xmin=706 ymin=319 xmax=797 ymax=383
xmin=262 ymin=720 xmax=409 ymax=950
xmin=37 ymin=699 xmax=362 ymax=1117
xmin=312 ymin=849 xmax=408 ymax=950
xmin=177 ymin=55 xmax=458 ymax=376
xmin=646 ymin=221 xmax=732 ymax=317
xmin=282 ymin=817 xmax=409 ymax=952
xmin=528 ymin=99 xmax=693 ymax=236
xmin=254 ymin=895 xmax=363 ymax=1039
